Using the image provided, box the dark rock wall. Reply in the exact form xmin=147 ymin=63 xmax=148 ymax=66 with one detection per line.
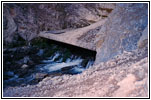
xmin=3 ymin=3 xmax=115 ymax=45
xmin=95 ymin=3 xmax=148 ymax=64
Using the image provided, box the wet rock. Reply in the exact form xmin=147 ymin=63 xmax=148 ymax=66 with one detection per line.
xmin=21 ymin=64 xmax=29 ymax=69
xmin=10 ymin=55 xmax=14 ymax=58
xmin=6 ymin=62 xmax=11 ymax=65
xmin=7 ymin=48 xmax=17 ymax=52
xmin=61 ymin=65 xmax=76 ymax=72
xmin=5 ymin=71 xmax=14 ymax=77
xmin=21 ymin=56 xmax=30 ymax=64
xmin=16 ymin=56 xmax=30 ymax=65
xmin=17 ymin=69 xmax=28 ymax=77
xmin=35 ymin=73 xmax=48 ymax=79
xmin=48 ymin=73 xmax=63 ymax=78
xmin=81 ymin=59 xmax=89 ymax=67
xmin=36 ymin=49 xmax=44 ymax=56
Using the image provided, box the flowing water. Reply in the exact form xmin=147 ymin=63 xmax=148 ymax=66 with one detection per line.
xmin=3 ymin=39 xmax=96 ymax=89
xmin=38 ymin=52 xmax=94 ymax=74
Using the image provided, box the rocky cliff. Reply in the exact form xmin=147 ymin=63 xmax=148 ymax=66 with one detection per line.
xmin=95 ymin=3 xmax=148 ymax=63
xmin=3 ymin=3 xmax=115 ymax=45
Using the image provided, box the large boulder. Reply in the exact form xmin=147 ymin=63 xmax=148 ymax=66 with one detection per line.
xmin=95 ymin=3 xmax=148 ymax=64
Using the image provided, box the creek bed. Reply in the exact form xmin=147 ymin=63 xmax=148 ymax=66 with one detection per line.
xmin=3 ymin=38 xmax=96 ymax=89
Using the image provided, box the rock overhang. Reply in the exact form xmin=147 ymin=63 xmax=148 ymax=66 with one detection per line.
xmin=39 ymin=19 xmax=108 ymax=52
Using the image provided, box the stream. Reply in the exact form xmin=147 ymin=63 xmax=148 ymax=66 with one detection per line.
xmin=38 ymin=52 xmax=94 ymax=74
xmin=3 ymin=38 xmax=96 ymax=89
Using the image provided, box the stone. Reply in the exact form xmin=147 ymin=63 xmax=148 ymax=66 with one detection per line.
xmin=21 ymin=64 xmax=29 ymax=69
xmin=61 ymin=65 xmax=76 ymax=72
xmin=95 ymin=3 xmax=148 ymax=64
xmin=23 ymin=56 xmax=30 ymax=64
xmin=3 ymin=5 xmax=17 ymax=44
xmin=3 ymin=3 xmax=115 ymax=46
xmin=6 ymin=71 xmax=14 ymax=77
xmin=35 ymin=73 xmax=48 ymax=79
xmin=137 ymin=26 xmax=148 ymax=49
xmin=16 ymin=56 xmax=30 ymax=65
xmin=36 ymin=49 xmax=44 ymax=56
xmin=133 ymin=69 xmax=145 ymax=81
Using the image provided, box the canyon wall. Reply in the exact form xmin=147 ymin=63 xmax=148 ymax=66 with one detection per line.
xmin=3 ymin=3 xmax=115 ymax=45
xmin=95 ymin=3 xmax=148 ymax=64
xmin=3 ymin=3 xmax=148 ymax=63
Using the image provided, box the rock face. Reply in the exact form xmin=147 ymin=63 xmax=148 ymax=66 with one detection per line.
xmin=137 ymin=26 xmax=148 ymax=49
xmin=39 ymin=19 xmax=107 ymax=51
xmin=3 ymin=3 xmax=115 ymax=45
xmin=3 ymin=5 xmax=17 ymax=44
xmin=95 ymin=3 xmax=148 ymax=64
xmin=39 ymin=3 xmax=148 ymax=58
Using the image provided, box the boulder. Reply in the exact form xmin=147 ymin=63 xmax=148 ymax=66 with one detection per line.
xmin=137 ymin=26 xmax=148 ymax=49
xmin=36 ymin=49 xmax=44 ymax=56
xmin=95 ymin=3 xmax=148 ymax=64
xmin=21 ymin=64 xmax=29 ymax=69
xmin=23 ymin=56 xmax=30 ymax=64
xmin=5 ymin=71 xmax=14 ymax=77
xmin=61 ymin=65 xmax=76 ymax=72
xmin=35 ymin=73 xmax=48 ymax=79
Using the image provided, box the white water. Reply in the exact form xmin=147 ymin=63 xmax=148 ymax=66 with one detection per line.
xmin=42 ymin=59 xmax=83 ymax=72
xmin=42 ymin=52 xmax=60 ymax=63
xmin=86 ymin=60 xmax=94 ymax=69
xmin=4 ymin=49 xmax=95 ymax=88
xmin=39 ymin=53 xmax=94 ymax=74
xmin=71 ymin=66 xmax=85 ymax=73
